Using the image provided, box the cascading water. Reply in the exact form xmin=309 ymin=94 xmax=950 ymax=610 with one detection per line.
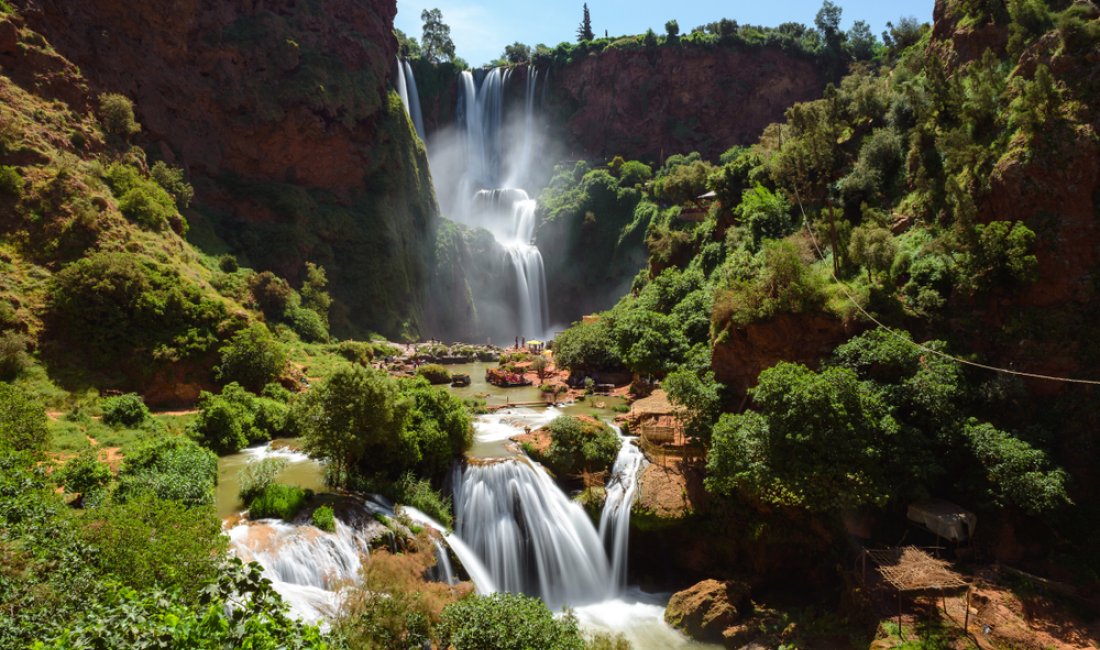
xmin=444 ymin=66 xmax=550 ymax=340
xmin=228 ymin=517 xmax=376 ymax=622
xmin=599 ymin=430 xmax=646 ymax=590
xmin=395 ymin=57 xmax=425 ymax=140
xmin=447 ymin=424 xmax=644 ymax=609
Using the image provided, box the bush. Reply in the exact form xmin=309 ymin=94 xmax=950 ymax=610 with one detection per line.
xmin=0 ymin=382 xmax=49 ymax=455
xmin=79 ymin=494 xmax=226 ymax=599
xmin=248 ymin=482 xmax=308 ymax=520
xmin=0 ymin=165 xmax=24 ymax=197
xmin=149 ymin=161 xmax=194 ymax=209
xmin=114 ymin=436 xmax=218 ymax=506
xmin=416 ymin=363 xmax=451 ymax=385
xmin=238 ymin=457 xmax=288 ymax=503
xmin=98 ymin=93 xmax=140 ymax=139
xmin=47 ymin=252 xmax=227 ymax=370
xmin=56 ymin=446 xmax=112 ymax=499
xmin=0 ymin=330 xmax=29 ymax=380
xmin=334 ymin=340 xmax=375 ymax=365
xmin=394 ymin=473 xmax=453 ymax=529
xmin=190 ymin=392 xmax=249 ymax=454
xmin=553 ymin=318 xmax=622 ymax=373
xmin=617 ymin=160 xmax=653 ymax=187
xmin=439 ymin=593 xmax=585 ymax=650
xmin=312 ymin=505 xmax=336 ymax=532
xmin=118 ymin=184 xmax=175 ymax=231
xmin=249 ymin=271 xmax=295 ymax=319
xmin=545 ymin=415 xmax=621 ymax=475
xmin=100 ymin=393 xmax=150 ymax=428
xmin=284 ymin=305 xmax=329 ymax=342
xmin=216 ymin=323 xmax=287 ymax=392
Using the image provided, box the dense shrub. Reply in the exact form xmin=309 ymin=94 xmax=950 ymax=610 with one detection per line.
xmin=190 ymin=383 xmax=287 ymax=454
xmin=238 ymin=457 xmax=288 ymax=503
xmin=118 ymin=184 xmax=175 ymax=231
xmin=544 ymin=415 xmax=621 ymax=476
xmin=55 ymin=446 xmax=112 ymax=500
xmin=439 ymin=593 xmax=585 ymax=650
xmin=416 ymin=363 xmax=451 ymax=385
xmin=736 ymin=184 xmax=795 ymax=249
xmin=312 ymin=505 xmax=336 ymax=532
xmin=249 ymin=271 xmax=295 ymax=319
xmin=47 ymin=252 xmax=227 ymax=369
xmin=0 ymin=331 xmax=29 ymax=380
xmin=215 ymin=323 xmax=287 ymax=392
xmin=0 ymin=381 xmax=49 ymax=455
xmin=294 ymin=366 xmax=471 ymax=486
xmin=0 ymin=164 xmax=24 ymax=196
xmin=552 ymin=318 xmax=622 ymax=373
xmin=79 ymin=494 xmax=226 ymax=599
xmin=98 ymin=93 xmax=140 ymax=139
xmin=712 ymin=240 xmax=824 ymax=328
xmin=394 ymin=473 xmax=453 ymax=529
xmin=617 ymin=160 xmax=653 ymax=187
xmin=334 ymin=340 xmax=375 ymax=365
xmin=248 ymin=482 xmax=308 ymax=520
xmin=149 ymin=161 xmax=194 ymax=209
xmin=100 ymin=393 xmax=150 ymax=428
xmin=285 ymin=305 xmax=329 ymax=342
xmin=114 ymin=436 xmax=218 ymax=506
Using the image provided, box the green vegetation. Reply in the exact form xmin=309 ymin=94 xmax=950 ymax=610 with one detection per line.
xmin=439 ymin=593 xmax=586 ymax=650
xmin=416 ymin=363 xmax=451 ymax=385
xmin=215 ymin=324 xmax=288 ymax=392
xmin=393 ymin=473 xmax=454 ymax=529
xmin=247 ymin=482 xmax=309 ymax=520
xmin=115 ymin=436 xmax=218 ymax=506
xmin=238 ymin=456 xmax=288 ymax=502
xmin=312 ymin=504 xmax=336 ymax=532
xmin=542 ymin=415 xmax=621 ymax=476
xmin=294 ymin=365 xmax=472 ymax=487
xmin=0 ymin=381 xmax=49 ymax=455
xmin=100 ymin=393 xmax=150 ymax=428
xmin=190 ymin=382 xmax=290 ymax=454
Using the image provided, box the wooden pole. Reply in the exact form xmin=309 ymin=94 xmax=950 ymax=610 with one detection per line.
xmin=964 ymin=588 xmax=970 ymax=632
xmin=898 ymin=590 xmax=904 ymax=640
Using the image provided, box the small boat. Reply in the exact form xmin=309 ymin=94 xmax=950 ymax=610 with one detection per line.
xmin=450 ymin=374 xmax=471 ymax=387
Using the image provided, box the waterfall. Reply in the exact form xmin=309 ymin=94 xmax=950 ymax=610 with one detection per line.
xmin=432 ymin=538 xmax=457 ymax=585
xmin=228 ymin=517 xmax=375 ymax=621
xmin=453 ymin=458 xmax=613 ymax=608
xmin=448 ymin=66 xmax=549 ymax=340
xmin=598 ymin=433 xmax=646 ymax=590
xmin=395 ymin=58 xmax=425 ymax=141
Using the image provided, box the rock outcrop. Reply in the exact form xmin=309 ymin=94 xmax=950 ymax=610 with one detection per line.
xmin=16 ymin=0 xmax=443 ymax=338
xmin=664 ymin=579 xmax=751 ymax=644
xmin=548 ymin=46 xmax=828 ymax=161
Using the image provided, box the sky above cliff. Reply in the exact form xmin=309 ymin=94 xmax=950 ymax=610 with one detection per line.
xmin=394 ymin=0 xmax=935 ymax=67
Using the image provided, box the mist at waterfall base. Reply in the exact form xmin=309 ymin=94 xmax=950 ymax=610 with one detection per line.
xmin=423 ymin=65 xmax=568 ymax=343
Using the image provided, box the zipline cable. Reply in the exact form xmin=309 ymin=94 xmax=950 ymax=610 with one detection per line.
xmin=790 ymin=190 xmax=1100 ymax=386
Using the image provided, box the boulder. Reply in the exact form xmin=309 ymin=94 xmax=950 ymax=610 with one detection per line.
xmin=664 ymin=579 xmax=751 ymax=644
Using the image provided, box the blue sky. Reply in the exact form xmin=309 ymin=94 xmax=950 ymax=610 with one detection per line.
xmin=394 ymin=1 xmax=935 ymax=67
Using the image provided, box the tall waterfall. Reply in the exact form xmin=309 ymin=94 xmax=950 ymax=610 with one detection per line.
xmin=450 ymin=432 xmax=644 ymax=608
xmin=395 ymin=57 xmax=425 ymax=140
xmin=446 ymin=66 xmax=549 ymax=340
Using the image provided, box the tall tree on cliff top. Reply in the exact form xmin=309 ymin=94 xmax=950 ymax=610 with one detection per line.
xmin=421 ymin=8 xmax=456 ymax=63
xmin=577 ymin=3 xmax=594 ymax=42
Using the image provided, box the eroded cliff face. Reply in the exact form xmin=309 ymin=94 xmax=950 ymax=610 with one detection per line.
xmin=19 ymin=0 xmax=443 ymax=337
xmin=548 ymin=46 xmax=828 ymax=161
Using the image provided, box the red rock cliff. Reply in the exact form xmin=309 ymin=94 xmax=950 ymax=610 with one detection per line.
xmin=549 ymin=45 xmax=828 ymax=161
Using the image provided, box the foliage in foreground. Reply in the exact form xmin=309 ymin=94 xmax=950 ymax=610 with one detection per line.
xmin=439 ymin=593 xmax=587 ymax=650
xmin=543 ymin=415 xmax=621 ymax=476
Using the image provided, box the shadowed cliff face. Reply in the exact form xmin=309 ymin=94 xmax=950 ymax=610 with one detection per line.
xmin=548 ymin=46 xmax=828 ymax=161
xmin=18 ymin=0 xmax=449 ymax=338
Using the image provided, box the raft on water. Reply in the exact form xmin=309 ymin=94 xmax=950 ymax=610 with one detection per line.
xmin=485 ymin=367 xmax=532 ymax=388
xmin=450 ymin=374 xmax=472 ymax=387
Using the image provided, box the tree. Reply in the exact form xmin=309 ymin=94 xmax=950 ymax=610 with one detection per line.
xmin=814 ymin=0 xmax=844 ymax=50
xmin=98 ymin=93 xmax=140 ymax=142
xmin=503 ymin=42 xmax=531 ymax=64
xmin=965 ymin=420 xmax=1070 ymax=515
xmin=395 ymin=27 xmax=422 ymax=59
xmin=847 ymin=20 xmax=878 ymax=60
xmin=665 ymin=19 xmax=681 ymax=41
xmin=301 ymin=262 xmax=332 ymax=329
xmin=705 ymin=363 xmax=901 ymax=512
xmin=0 ymin=382 xmax=49 ymax=455
xmin=215 ymin=323 xmax=288 ymax=392
xmin=577 ymin=3 xmax=594 ymax=42
xmin=531 ymin=355 xmax=549 ymax=383
xmin=293 ymin=365 xmax=411 ymax=486
xmin=545 ymin=415 xmax=620 ymax=475
xmin=848 ymin=224 xmax=897 ymax=282
xmin=421 ymin=8 xmax=456 ymax=63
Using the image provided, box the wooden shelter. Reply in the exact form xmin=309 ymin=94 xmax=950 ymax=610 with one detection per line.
xmin=862 ymin=546 xmax=971 ymax=637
